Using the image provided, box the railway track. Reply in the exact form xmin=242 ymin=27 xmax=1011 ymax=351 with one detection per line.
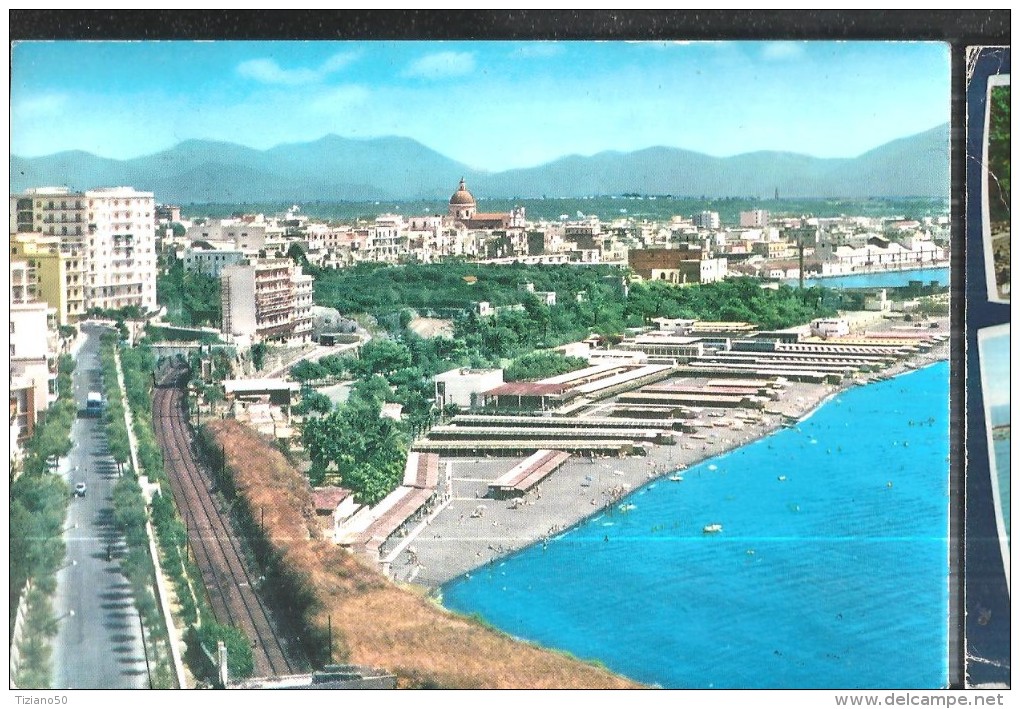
xmin=152 ymin=366 xmax=304 ymax=678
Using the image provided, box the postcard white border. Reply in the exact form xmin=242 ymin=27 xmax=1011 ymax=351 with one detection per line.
xmin=976 ymin=322 xmax=1011 ymax=596
xmin=981 ymin=73 xmax=1011 ymax=304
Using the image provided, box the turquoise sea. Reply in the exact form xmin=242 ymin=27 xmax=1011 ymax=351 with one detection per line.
xmin=443 ymin=362 xmax=950 ymax=688
xmin=787 ymin=267 xmax=950 ymax=290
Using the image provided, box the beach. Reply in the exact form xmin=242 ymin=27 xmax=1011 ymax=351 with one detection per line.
xmin=387 ymin=315 xmax=951 ymax=588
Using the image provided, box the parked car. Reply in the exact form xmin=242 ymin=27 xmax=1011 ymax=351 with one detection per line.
xmin=73 ymin=482 xmax=87 ymax=498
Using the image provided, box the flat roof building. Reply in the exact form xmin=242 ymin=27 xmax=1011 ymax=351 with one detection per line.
xmin=434 ymin=367 xmax=504 ymax=411
xmin=11 ymin=186 xmax=158 ymax=313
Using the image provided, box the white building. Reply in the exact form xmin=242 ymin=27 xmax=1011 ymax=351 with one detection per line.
xmin=12 ymin=187 xmax=158 ymax=312
xmin=183 ymin=244 xmax=246 ymax=277
xmin=292 ymin=270 xmax=314 ymax=340
xmin=810 ymin=318 xmax=850 ymax=338
xmin=693 ymin=211 xmax=720 ymax=230
xmin=220 ymin=259 xmax=314 ymax=344
xmin=434 ymin=368 xmax=504 ymax=411
xmin=185 ymin=218 xmax=287 ymax=256
xmin=864 ymin=289 xmax=892 ymax=312
xmin=10 ymin=284 xmax=55 ymax=445
xmin=311 ymin=487 xmax=361 ymax=542
xmin=816 ymin=235 xmax=946 ymax=270
xmin=370 ymin=215 xmax=406 ymax=263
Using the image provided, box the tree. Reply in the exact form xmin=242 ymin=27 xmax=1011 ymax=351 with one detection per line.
xmin=505 ymin=351 xmax=588 ymax=382
xmin=360 ymin=339 xmax=412 ymax=375
xmin=294 ymin=388 xmax=332 ymax=416
xmin=251 ymin=343 xmax=268 ymax=372
xmin=301 ymin=386 xmax=409 ymax=504
xmin=286 ymin=242 xmax=310 ymax=270
xmin=156 ymin=260 xmax=221 ymax=327
xmin=290 ymin=360 xmax=326 ymax=383
xmin=351 ymin=374 xmax=393 ymax=405
xmin=195 ymin=623 xmax=255 ymax=679
xmin=317 ymin=354 xmax=350 ymax=378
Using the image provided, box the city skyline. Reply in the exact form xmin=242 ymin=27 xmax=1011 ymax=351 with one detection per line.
xmin=11 ymin=40 xmax=949 ymax=172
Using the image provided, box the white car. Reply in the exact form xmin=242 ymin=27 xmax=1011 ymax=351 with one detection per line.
xmin=73 ymin=482 xmax=87 ymax=498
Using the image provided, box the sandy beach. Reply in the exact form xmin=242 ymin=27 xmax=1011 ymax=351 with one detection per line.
xmin=387 ymin=315 xmax=950 ymax=588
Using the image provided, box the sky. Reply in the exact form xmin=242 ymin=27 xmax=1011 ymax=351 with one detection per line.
xmin=979 ymin=326 xmax=1011 ymax=409
xmin=10 ymin=40 xmax=950 ymax=172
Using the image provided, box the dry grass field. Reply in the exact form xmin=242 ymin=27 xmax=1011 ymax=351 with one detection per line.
xmin=204 ymin=419 xmax=640 ymax=689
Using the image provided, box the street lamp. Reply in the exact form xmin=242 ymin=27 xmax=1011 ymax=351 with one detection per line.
xmin=46 ymin=609 xmax=75 ymax=633
xmin=138 ymin=611 xmax=153 ymax=689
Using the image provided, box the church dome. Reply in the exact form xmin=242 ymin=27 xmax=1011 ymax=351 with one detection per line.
xmin=449 ymin=178 xmax=476 ymax=206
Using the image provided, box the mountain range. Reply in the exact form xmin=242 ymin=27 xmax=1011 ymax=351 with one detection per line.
xmin=10 ymin=124 xmax=949 ymax=203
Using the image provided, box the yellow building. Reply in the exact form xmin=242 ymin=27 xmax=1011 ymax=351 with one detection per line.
xmin=9 ymin=232 xmax=86 ymax=325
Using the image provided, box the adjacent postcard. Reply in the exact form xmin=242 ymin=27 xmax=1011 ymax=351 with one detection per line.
xmin=965 ymin=45 xmax=1011 ymax=689
xmin=977 ymin=324 xmax=1011 ymax=595
xmin=983 ymin=74 xmax=1011 ymax=303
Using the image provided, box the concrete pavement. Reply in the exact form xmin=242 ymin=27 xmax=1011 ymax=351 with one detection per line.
xmin=51 ymin=325 xmax=150 ymax=689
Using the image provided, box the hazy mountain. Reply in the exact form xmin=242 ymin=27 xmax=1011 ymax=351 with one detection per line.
xmin=10 ymin=124 xmax=949 ymax=202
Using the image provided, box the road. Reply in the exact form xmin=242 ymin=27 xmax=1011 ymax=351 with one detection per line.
xmin=51 ymin=324 xmax=150 ymax=689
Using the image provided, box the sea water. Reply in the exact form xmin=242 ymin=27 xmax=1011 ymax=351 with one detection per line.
xmin=787 ymin=267 xmax=950 ymax=289
xmin=443 ymin=362 xmax=950 ymax=688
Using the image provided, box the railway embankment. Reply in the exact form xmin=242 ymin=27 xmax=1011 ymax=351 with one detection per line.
xmin=201 ymin=417 xmax=640 ymax=689
xmin=152 ymin=367 xmax=307 ymax=680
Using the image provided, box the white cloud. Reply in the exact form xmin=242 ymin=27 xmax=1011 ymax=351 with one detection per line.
xmin=761 ymin=41 xmax=807 ymax=61
xmin=13 ymin=92 xmax=69 ymax=117
xmin=404 ymin=51 xmax=476 ymax=79
xmin=237 ymin=51 xmax=359 ymax=85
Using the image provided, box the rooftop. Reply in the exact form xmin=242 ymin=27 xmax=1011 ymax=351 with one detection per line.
xmin=311 ymin=486 xmax=353 ymax=512
xmin=484 ymin=382 xmax=567 ymax=397
xmin=223 ymin=378 xmax=300 ymax=394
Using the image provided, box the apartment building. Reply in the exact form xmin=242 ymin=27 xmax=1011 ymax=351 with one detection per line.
xmin=369 ymin=215 xmax=406 ymax=263
xmin=10 ymin=232 xmax=87 ymax=325
xmin=693 ymin=211 xmax=721 ymax=230
xmin=185 ymin=218 xmax=288 ymax=256
xmin=10 ymin=260 xmax=56 ymax=444
xmin=220 ymin=258 xmax=313 ymax=343
xmin=12 ymin=187 xmax=157 ymax=312
xmin=183 ymin=244 xmax=246 ymax=277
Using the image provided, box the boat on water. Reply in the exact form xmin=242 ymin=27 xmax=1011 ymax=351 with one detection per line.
xmin=619 ymin=503 xmax=637 ymax=512
xmin=669 ymin=474 xmax=684 ymax=482
xmin=703 ymin=523 xmax=723 ymax=534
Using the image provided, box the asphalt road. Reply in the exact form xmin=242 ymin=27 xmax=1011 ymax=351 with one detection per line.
xmin=51 ymin=325 xmax=150 ymax=689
